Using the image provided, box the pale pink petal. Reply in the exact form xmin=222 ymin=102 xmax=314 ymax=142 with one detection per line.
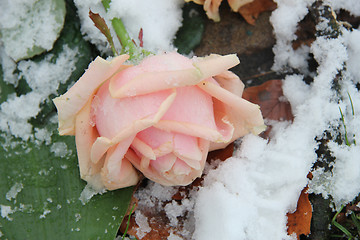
xmin=90 ymin=136 xmax=112 ymax=163
xmin=136 ymin=127 xmax=173 ymax=157
xmin=100 ymin=136 xmax=139 ymax=190
xmin=173 ymin=133 xmax=202 ymax=163
xmin=89 ymin=87 xmax=177 ymax=162
xmin=162 ymin=86 xmax=216 ymax=129
xmin=156 ymin=85 xmax=234 ymax=143
xmin=128 ymin=139 xmax=210 ymax=186
xmin=53 ymin=55 xmax=129 ymax=135
xmin=108 ymin=53 xmax=239 ymax=98
xmin=75 ymin=96 xmax=105 ymax=190
xmin=95 ymin=82 xmax=175 ymax=139
xmin=192 ymin=54 xmax=240 ymax=80
xmin=151 ymin=154 xmax=177 ymax=174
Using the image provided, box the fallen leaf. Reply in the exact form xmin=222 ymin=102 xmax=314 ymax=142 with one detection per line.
xmin=242 ymin=79 xmax=293 ymax=138
xmin=287 ymin=187 xmax=313 ymax=239
xmin=238 ymin=0 xmax=277 ymax=25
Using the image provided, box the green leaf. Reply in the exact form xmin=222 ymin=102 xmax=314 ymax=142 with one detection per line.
xmin=0 ymin=124 xmax=133 ymax=240
xmin=0 ymin=0 xmax=66 ymax=61
xmin=0 ymin=1 xmax=134 ymax=239
xmin=174 ymin=2 xmax=206 ymax=55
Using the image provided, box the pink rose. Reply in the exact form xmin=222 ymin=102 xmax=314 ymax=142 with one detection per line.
xmin=53 ymin=52 xmax=265 ymax=190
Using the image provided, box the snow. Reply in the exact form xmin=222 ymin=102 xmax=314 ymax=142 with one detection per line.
xmin=5 ymin=182 xmax=23 ymax=202
xmin=74 ymin=0 xmax=184 ymax=54
xmin=0 ymin=205 xmax=14 ymax=221
xmin=134 ymin=211 xmax=151 ymax=239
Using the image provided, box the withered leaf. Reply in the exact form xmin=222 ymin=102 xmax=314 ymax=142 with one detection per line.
xmin=242 ymin=79 xmax=293 ymax=138
xmin=286 ymin=187 xmax=312 ymax=239
xmin=238 ymin=0 xmax=277 ymax=25
xmin=89 ymin=10 xmax=118 ymax=55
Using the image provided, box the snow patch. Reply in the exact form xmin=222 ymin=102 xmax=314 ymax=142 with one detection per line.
xmin=5 ymin=182 xmax=24 ymax=201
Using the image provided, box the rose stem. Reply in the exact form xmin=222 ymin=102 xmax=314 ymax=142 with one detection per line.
xmin=101 ymin=0 xmax=151 ymax=60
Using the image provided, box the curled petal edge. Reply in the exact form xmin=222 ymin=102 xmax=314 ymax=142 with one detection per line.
xmin=197 ymin=81 xmax=266 ymax=151
xmin=108 ymin=54 xmax=240 ymax=98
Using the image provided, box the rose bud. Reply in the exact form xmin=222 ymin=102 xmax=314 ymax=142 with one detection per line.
xmin=53 ymin=52 xmax=265 ymax=190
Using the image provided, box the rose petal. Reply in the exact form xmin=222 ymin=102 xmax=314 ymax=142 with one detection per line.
xmin=161 ymin=86 xmax=216 ymax=129
xmin=188 ymin=0 xmax=222 ymax=21
xmin=100 ymin=137 xmax=140 ymax=190
xmin=135 ymin=127 xmax=173 ymax=157
xmin=213 ymin=70 xmax=245 ymax=97
xmin=90 ymin=87 xmax=177 ymax=163
xmin=198 ymin=80 xmax=266 ymax=151
xmin=173 ymin=133 xmax=202 ymax=163
xmin=95 ymin=82 xmax=176 ymax=139
xmin=151 ymin=154 xmax=177 ymax=174
xmin=75 ymin=96 xmax=105 ymax=190
xmin=131 ymin=137 xmax=156 ymax=160
xmin=129 ymin=138 xmax=210 ymax=186
xmin=155 ymin=120 xmax=232 ymax=143
xmin=155 ymin=85 xmax=235 ymax=143
xmin=53 ymin=54 xmax=129 ymax=135
xmin=228 ymin=0 xmax=254 ymax=11
xmin=172 ymin=159 xmax=192 ymax=175
xmin=108 ymin=53 xmax=239 ymax=98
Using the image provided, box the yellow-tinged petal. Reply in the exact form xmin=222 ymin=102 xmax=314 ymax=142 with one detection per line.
xmin=228 ymin=0 xmax=254 ymax=11
xmin=75 ymin=96 xmax=105 ymax=190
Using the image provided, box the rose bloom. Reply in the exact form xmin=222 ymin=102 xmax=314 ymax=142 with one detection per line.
xmin=185 ymin=0 xmax=254 ymax=22
xmin=53 ymin=52 xmax=265 ymax=190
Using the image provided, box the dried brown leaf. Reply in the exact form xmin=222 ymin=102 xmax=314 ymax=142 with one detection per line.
xmin=238 ymin=0 xmax=277 ymax=25
xmin=287 ymin=187 xmax=313 ymax=239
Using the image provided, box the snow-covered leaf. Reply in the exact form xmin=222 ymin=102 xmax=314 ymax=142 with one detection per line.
xmin=0 ymin=0 xmax=66 ymax=61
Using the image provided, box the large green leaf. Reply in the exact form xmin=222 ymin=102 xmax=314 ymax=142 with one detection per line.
xmin=0 ymin=1 xmax=134 ymax=239
xmin=0 ymin=125 xmax=133 ymax=239
xmin=174 ymin=2 xmax=205 ymax=55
